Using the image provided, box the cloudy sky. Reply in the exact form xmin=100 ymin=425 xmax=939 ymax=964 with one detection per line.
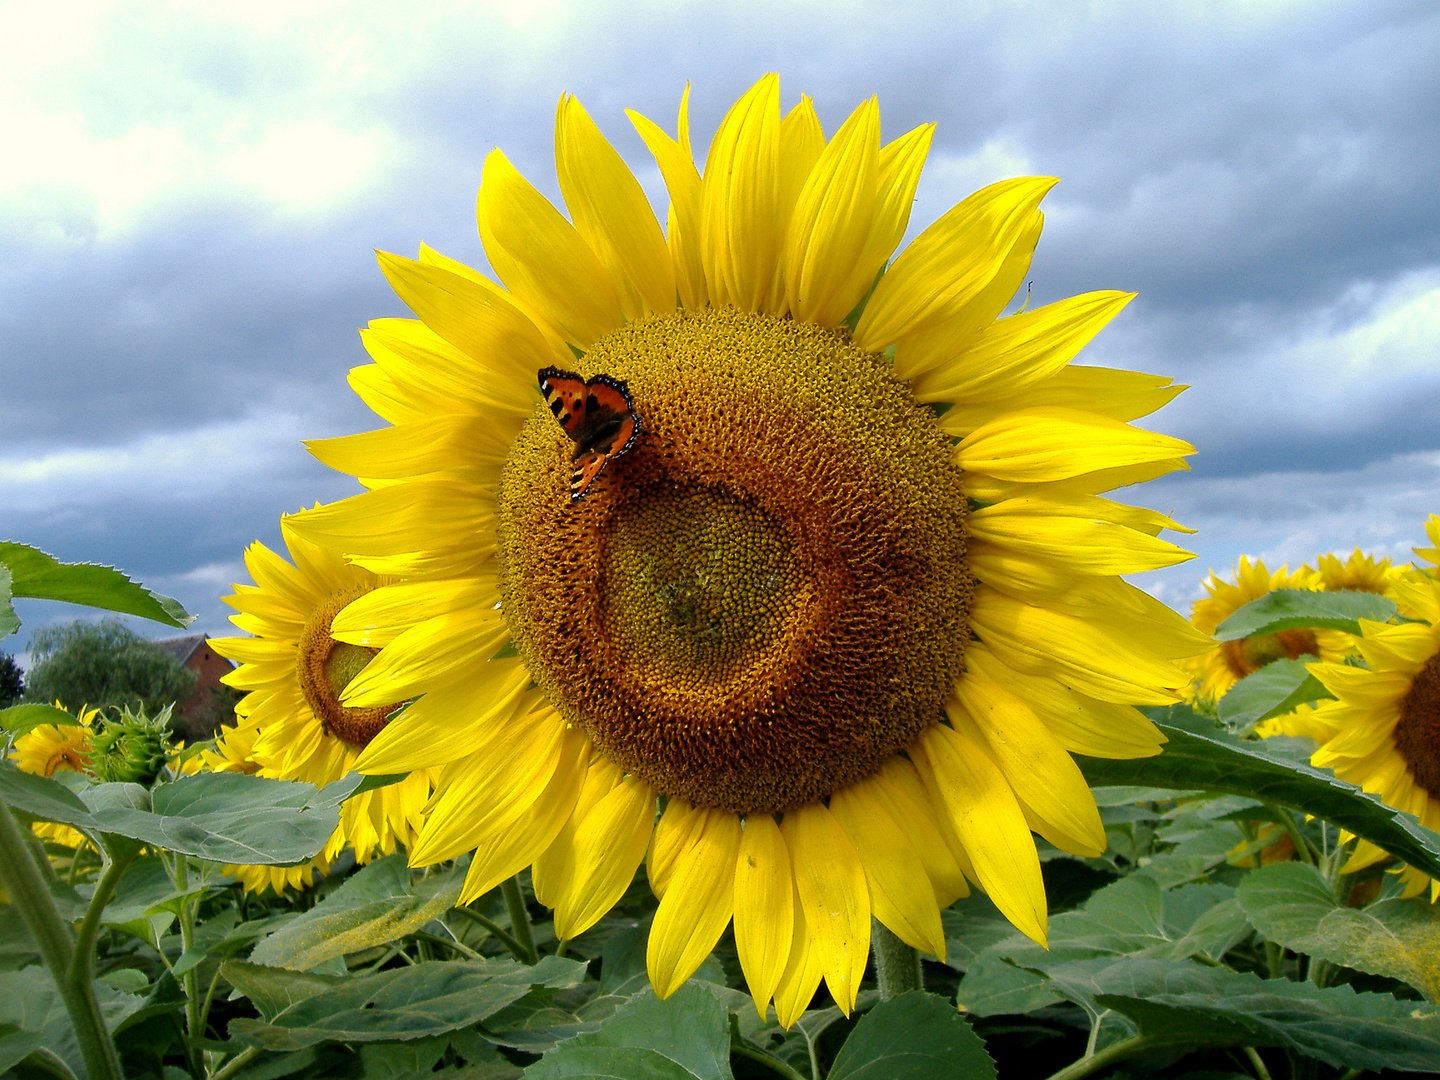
xmin=3 ymin=0 xmax=1439 ymax=654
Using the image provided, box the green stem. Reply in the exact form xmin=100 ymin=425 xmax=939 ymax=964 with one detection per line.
xmin=1243 ymin=1046 xmax=1274 ymax=1080
xmin=1043 ymin=1034 xmax=1188 ymax=1080
xmin=1266 ymin=803 xmax=1316 ymax=866
xmin=871 ymin=919 xmax=922 ymax=999
xmin=208 ymin=1045 xmax=262 ymax=1080
xmin=451 ymin=904 xmax=533 ymax=963
xmin=411 ymin=929 xmax=481 ymax=959
xmin=500 ymin=876 xmax=539 ymax=964
xmin=1264 ymin=939 xmax=1284 ymax=979
xmin=168 ymin=855 xmax=205 ymax=1078
xmin=65 ymin=843 xmax=138 ymax=985
xmin=731 ymin=1041 xmax=809 ymax=1080
xmin=0 ymin=801 xmax=124 ymax=1080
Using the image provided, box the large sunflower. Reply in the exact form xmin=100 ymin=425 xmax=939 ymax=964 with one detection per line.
xmin=288 ymin=76 xmax=1208 ymax=1022
xmin=1266 ymin=517 xmax=1440 ymax=900
xmin=208 ymin=515 xmax=432 ymax=885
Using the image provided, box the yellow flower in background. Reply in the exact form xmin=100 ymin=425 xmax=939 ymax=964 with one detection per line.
xmin=1289 ymin=563 xmax=1440 ymax=901
xmin=1315 ymin=548 xmax=1408 ymax=596
xmin=1414 ymin=514 xmax=1440 ymax=573
xmin=208 ymin=516 xmax=432 ymax=886
xmin=10 ymin=705 xmax=100 ymax=849
xmin=1185 ymin=557 xmax=1352 ymax=703
xmin=288 ymin=75 xmax=1208 ymax=1023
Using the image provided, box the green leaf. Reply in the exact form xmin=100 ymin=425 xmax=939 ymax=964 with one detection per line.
xmin=0 ymin=564 xmax=18 ymax=640
xmin=225 ymin=957 xmax=586 ymax=1051
xmin=1078 ymin=706 xmax=1440 ymax=881
xmin=1030 ymin=957 xmax=1440 ymax=1072
xmin=524 ymin=984 xmax=734 ymax=1080
xmin=1236 ymin=862 xmax=1440 ymax=1002
xmin=828 ymin=992 xmax=995 ymax=1080
xmin=0 ymin=703 xmax=84 ymax=737
xmin=0 ymin=541 xmax=193 ymax=628
xmin=1217 ymin=658 xmax=1334 ymax=732
xmin=940 ymin=892 xmax=1018 ymax=972
xmin=0 ymin=963 xmax=149 ymax=1078
xmin=1214 ymin=588 xmax=1396 ymax=640
xmin=0 ymin=1024 xmax=44 ymax=1075
xmin=0 ymin=762 xmax=358 ymax=864
xmin=250 ymin=854 xmax=465 ymax=970
xmin=350 ymin=772 xmax=409 ymax=796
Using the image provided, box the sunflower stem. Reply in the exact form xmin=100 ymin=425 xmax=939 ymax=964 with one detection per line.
xmin=452 ymin=901 xmax=533 ymax=963
xmin=1043 ymin=1034 xmax=1189 ymax=1080
xmin=0 ymin=799 xmax=124 ymax=1080
xmin=730 ymin=1040 xmax=809 ymax=1080
xmin=501 ymin=875 xmax=540 ymax=964
xmin=871 ymin=918 xmax=922 ymax=999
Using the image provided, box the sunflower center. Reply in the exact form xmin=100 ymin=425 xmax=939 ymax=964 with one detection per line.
xmin=1394 ymin=653 xmax=1440 ymax=799
xmin=1222 ymin=629 xmax=1320 ymax=680
xmin=499 ymin=307 xmax=973 ymax=814
xmin=296 ymin=586 xmax=397 ymax=749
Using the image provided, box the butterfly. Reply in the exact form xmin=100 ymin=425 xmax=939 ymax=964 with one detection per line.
xmin=538 ymin=367 xmax=643 ymax=502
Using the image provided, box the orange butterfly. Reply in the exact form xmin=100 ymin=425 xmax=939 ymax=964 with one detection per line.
xmin=538 ymin=367 xmax=643 ymax=502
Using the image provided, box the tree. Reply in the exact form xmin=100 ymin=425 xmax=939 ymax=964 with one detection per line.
xmin=23 ymin=619 xmax=196 ymax=716
xmin=0 ymin=653 xmax=22 ymax=708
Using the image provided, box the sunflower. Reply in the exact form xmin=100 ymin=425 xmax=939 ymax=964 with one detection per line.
xmin=208 ymin=515 xmax=432 ymax=887
xmin=1184 ymin=557 xmax=1356 ymax=704
xmin=10 ymin=704 xmax=99 ymax=849
xmin=288 ymin=76 xmax=1208 ymax=1022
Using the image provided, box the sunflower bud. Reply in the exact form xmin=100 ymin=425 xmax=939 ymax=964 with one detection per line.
xmin=88 ymin=705 xmax=173 ymax=786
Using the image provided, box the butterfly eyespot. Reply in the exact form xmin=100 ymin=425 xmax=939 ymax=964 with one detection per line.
xmin=539 ymin=366 xmax=643 ymax=502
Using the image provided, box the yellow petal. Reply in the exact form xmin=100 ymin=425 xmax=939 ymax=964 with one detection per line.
xmin=968 ymin=497 xmax=1193 ymax=576
xmin=360 ymin=315 xmax=538 ymax=420
xmin=532 ymin=757 xmax=623 ymax=909
xmin=960 ymin=458 xmax=1190 ymax=504
xmin=964 ymin=641 xmax=1165 ymax=759
xmin=912 ymin=723 xmax=1047 ymax=945
xmin=416 ymin=243 xmax=572 ymax=363
xmin=458 ymin=730 xmax=590 ymax=903
xmin=950 ymin=675 xmax=1106 ymax=857
xmin=783 ymin=97 xmax=878 ymax=324
xmin=912 ymin=291 xmax=1134 ymax=403
xmin=646 ymin=796 xmax=702 ymax=900
xmin=772 ymin=884 xmax=824 ymax=1029
xmin=971 ymin=587 xmax=1187 ymax=704
xmin=476 ymin=148 xmax=622 ymax=347
xmin=554 ymin=774 xmax=657 ymax=939
xmin=857 ymin=176 xmax=1057 ymax=350
xmin=340 ymin=606 xmax=508 ymax=706
xmin=830 ymin=778 xmax=946 ymax=958
xmin=375 ymin=252 xmax=561 ymax=393
xmin=937 ymin=364 xmax=1186 ymax=437
xmin=556 ymin=94 xmax=675 ymax=320
xmin=306 ymin=416 xmax=518 ymax=485
xmin=766 ymin=94 xmax=825 ymax=312
xmin=955 ymin=407 xmax=1194 ymax=483
xmin=647 ymin=808 xmax=742 ymax=998
xmin=871 ymin=758 xmax=971 ymax=905
xmin=287 ymin=480 xmax=494 ymax=559
xmin=354 ymin=668 xmax=530 ymax=775
xmin=331 ymin=577 xmax=499 ymax=648
xmin=699 ymin=73 xmax=781 ymax=311
xmin=733 ymin=814 xmax=794 ymax=1018
xmin=781 ymin=802 xmax=869 ymax=1015
xmin=628 ymin=83 xmax=707 ymax=309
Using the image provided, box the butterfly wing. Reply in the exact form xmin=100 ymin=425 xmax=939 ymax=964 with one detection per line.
xmin=539 ymin=367 xmax=589 ymax=435
xmin=569 ymin=449 xmax=610 ymax=502
xmin=577 ymin=374 xmax=642 ymax=458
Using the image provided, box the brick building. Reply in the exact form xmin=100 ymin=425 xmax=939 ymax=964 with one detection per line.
xmin=153 ymin=634 xmax=236 ymax=742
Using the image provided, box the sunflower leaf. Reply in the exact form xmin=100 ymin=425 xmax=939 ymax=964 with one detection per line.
xmin=224 ymin=956 xmax=586 ymax=1051
xmin=0 ymin=564 xmax=18 ymax=640
xmin=0 ymin=703 xmax=84 ymax=738
xmin=524 ymin=983 xmax=734 ymax=1080
xmin=1235 ymin=862 xmax=1440 ymax=1002
xmin=0 ymin=541 xmax=193 ymax=629
xmin=1019 ymin=956 xmax=1440 ymax=1071
xmin=1213 ymin=588 xmax=1396 ymax=640
xmin=1078 ymin=706 xmax=1440 ymax=880
xmin=1217 ymin=658 xmax=1334 ymax=733
xmin=829 ymin=991 xmax=995 ymax=1080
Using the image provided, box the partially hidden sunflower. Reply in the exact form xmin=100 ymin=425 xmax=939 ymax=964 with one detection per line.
xmin=10 ymin=704 xmax=100 ymax=849
xmin=207 ymin=515 xmax=432 ymax=892
xmin=287 ymin=75 xmax=1210 ymax=1022
xmin=1185 ymin=557 xmax=1348 ymax=704
xmin=1265 ymin=517 xmax=1440 ymax=900
xmin=1316 ymin=548 xmax=1408 ymax=596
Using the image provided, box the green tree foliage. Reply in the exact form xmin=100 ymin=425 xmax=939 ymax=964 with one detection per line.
xmin=0 ymin=653 xmax=21 ymax=708
xmin=22 ymin=619 xmax=195 ymax=715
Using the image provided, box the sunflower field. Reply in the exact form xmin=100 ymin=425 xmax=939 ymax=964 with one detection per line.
xmin=3 ymin=77 xmax=1440 ymax=1080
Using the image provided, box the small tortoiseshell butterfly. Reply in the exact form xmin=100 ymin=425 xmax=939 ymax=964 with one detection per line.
xmin=538 ymin=367 xmax=643 ymax=502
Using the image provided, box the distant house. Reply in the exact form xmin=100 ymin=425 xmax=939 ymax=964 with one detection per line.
xmin=153 ymin=634 xmax=236 ymax=742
